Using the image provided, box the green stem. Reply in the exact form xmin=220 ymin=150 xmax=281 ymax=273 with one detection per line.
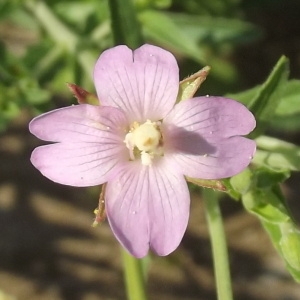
xmin=122 ymin=249 xmax=148 ymax=300
xmin=203 ymin=188 xmax=233 ymax=300
xmin=108 ymin=0 xmax=144 ymax=48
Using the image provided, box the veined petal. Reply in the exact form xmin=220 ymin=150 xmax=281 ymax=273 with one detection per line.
xmin=31 ymin=141 xmax=128 ymax=187
xmin=163 ymin=97 xmax=256 ymax=179
xmin=105 ymin=160 xmax=189 ymax=258
xmin=30 ymin=104 xmax=129 ymax=186
xmin=148 ymin=161 xmax=190 ymax=256
xmin=93 ymin=44 xmax=179 ymax=123
xmin=164 ymin=96 xmax=256 ymax=138
xmin=164 ymin=135 xmax=256 ymax=179
xmin=29 ymin=104 xmax=128 ymax=143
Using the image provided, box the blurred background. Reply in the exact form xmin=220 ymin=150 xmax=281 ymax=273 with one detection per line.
xmin=1 ymin=0 xmax=300 ymax=299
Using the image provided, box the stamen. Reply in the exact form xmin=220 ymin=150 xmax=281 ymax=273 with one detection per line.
xmin=124 ymin=120 xmax=163 ymax=165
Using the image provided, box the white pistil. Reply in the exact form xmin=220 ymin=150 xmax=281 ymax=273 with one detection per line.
xmin=141 ymin=151 xmax=153 ymax=166
xmin=124 ymin=120 xmax=162 ymax=166
xmin=132 ymin=120 xmax=160 ymax=151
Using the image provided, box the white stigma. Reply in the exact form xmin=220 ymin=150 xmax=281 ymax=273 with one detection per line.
xmin=124 ymin=120 xmax=162 ymax=166
xmin=132 ymin=121 xmax=160 ymax=152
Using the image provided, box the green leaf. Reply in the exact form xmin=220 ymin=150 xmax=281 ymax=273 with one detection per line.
xmin=280 ymin=230 xmax=300 ymax=272
xmin=135 ymin=0 xmax=172 ymax=9
xmin=139 ymin=10 xmax=237 ymax=81
xmin=109 ymin=0 xmax=144 ymax=48
xmin=139 ymin=10 xmax=206 ymax=63
xmin=253 ymin=136 xmax=300 ymax=171
xmin=271 ymin=114 xmax=300 ymax=132
xmin=275 ymin=80 xmax=300 ymax=116
xmin=167 ymin=13 xmax=262 ymax=45
xmin=18 ymin=78 xmax=51 ymax=105
xmin=228 ymin=56 xmax=290 ymax=137
xmin=25 ymin=1 xmax=78 ymax=51
xmin=228 ymin=79 xmax=300 ymax=117
xmin=254 ymin=168 xmax=290 ymax=189
xmin=229 ymin=168 xmax=253 ymax=195
xmin=242 ymin=188 xmax=290 ymax=223
xmin=270 ymin=79 xmax=300 ymax=132
xmin=227 ymin=85 xmax=259 ymax=106
xmin=263 ymin=222 xmax=300 ymax=282
xmin=54 ymin=1 xmax=107 ymax=32
xmin=248 ymin=56 xmax=289 ymax=137
xmin=239 ymin=166 xmax=300 ymax=281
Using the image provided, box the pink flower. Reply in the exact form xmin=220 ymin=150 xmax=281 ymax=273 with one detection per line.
xmin=29 ymin=44 xmax=256 ymax=258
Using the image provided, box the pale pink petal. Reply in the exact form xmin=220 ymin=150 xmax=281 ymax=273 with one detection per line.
xmin=30 ymin=104 xmax=129 ymax=186
xmin=148 ymin=160 xmax=190 ymax=256
xmin=29 ymin=104 xmax=128 ymax=143
xmin=163 ymin=97 xmax=256 ymax=179
xmin=105 ymin=159 xmax=189 ymax=257
xmin=93 ymin=44 xmax=179 ymax=123
xmin=163 ymin=96 xmax=256 ymax=138
xmin=31 ymin=141 xmax=127 ymax=186
xmin=164 ymin=136 xmax=256 ymax=179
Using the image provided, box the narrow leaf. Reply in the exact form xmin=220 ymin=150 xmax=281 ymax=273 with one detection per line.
xmin=247 ymin=56 xmax=289 ymax=137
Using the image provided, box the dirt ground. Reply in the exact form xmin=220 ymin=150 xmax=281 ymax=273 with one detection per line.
xmin=1 ymin=111 xmax=300 ymax=300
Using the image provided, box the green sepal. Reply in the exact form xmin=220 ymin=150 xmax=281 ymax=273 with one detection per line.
xmin=185 ymin=176 xmax=226 ymax=191
xmin=177 ymin=66 xmax=211 ymax=102
xmin=67 ymin=83 xmax=99 ymax=105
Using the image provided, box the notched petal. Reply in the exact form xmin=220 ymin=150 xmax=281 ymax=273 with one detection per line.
xmin=93 ymin=44 xmax=179 ymax=122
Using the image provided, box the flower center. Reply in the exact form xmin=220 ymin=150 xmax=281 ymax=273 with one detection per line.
xmin=124 ymin=120 xmax=163 ymax=166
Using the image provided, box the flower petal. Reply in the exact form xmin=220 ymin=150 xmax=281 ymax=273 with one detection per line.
xmin=164 ymin=96 xmax=256 ymax=138
xmin=163 ymin=97 xmax=256 ymax=179
xmin=165 ymin=136 xmax=256 ymax=179
xmin=148 ymin=161 xmax=190 ymax=256
xmin=93 ymin=44 xmax=179 ymax=123
xmin=29 ymin=104 xmax=128 ymax=143
xmin=31 ymin=141 xmax=127 ymax=186
xmin=105 ymin=160 xmax=189 ymax=257
xmin=30 ymin=104 xmax=129 ymax=186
